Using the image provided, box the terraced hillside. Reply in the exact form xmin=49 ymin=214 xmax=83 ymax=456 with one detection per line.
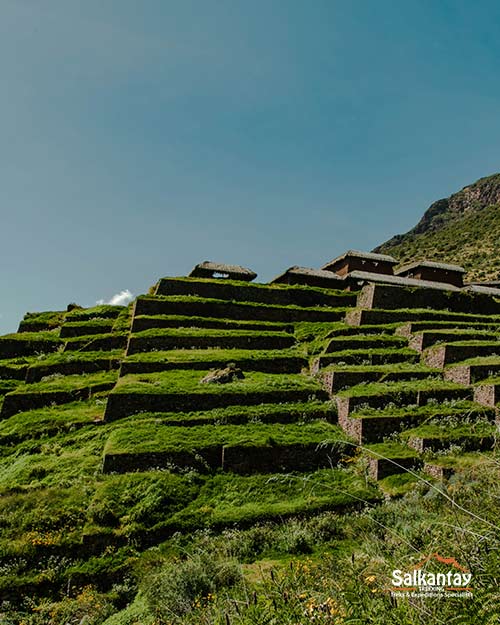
xmin=0 ymin=276 xmax=499 ymax=622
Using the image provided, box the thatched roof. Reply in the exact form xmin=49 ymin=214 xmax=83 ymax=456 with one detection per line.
xmin=322 ymin=250 xmax=398 ymax=271
xmin=396 ymin=260 xmax=465 ymax=275
xmin=463 ymin=284 xmax=500 ymax=297
xmin=271 ymin=266 xmax=345 ymax=284
xmin=346 ymin=270 xmax=461 ymax=292
xmin=189 ymin=261 xmax=257 ymax=281
xmin=467 ymin=280 xmax=500 ymax=288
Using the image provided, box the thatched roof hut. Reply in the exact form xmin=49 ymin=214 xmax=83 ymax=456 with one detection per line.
xmin=322 ymin=250 xmax=398 ymax=276
xmin=395 ymin=260 xmax=465 ymax=287
xmin=344 ymin=270 xmax=461 ymax=292
xmin=271 ymin=266 xmax=345 ymax=288
xmin=189 ymin=261 xmax=257 ymax=281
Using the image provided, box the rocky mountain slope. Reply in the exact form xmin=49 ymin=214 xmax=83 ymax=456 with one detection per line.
xmin=374 ymin=173 xmax=500 ymax=281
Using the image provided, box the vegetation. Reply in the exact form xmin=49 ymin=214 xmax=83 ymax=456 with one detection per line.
xmin=376 ymin=173 xmax=500 ymax=281
xmin=1 ymin=264 xmax=500 ymax=623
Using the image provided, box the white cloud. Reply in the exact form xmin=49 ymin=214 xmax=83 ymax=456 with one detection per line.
xmin=97 ymin=289 xmax=134 ymax=306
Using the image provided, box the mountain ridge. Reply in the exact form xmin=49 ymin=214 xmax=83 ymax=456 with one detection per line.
xmin=374 ymin=173 xmax=500 ymax=281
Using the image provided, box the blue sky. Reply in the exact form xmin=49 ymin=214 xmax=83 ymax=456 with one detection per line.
xmin=1 ymin=0 xmax=500 ymax=333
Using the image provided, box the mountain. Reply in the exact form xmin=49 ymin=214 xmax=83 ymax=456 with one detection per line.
xmin=374 ymin=173 xmax=500 ymax=281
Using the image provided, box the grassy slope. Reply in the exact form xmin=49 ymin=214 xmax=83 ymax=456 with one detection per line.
xmin=1 ymin=276 xmax=500 ymax=624
xmin=376 ymin=175 xmax=500 ymax=281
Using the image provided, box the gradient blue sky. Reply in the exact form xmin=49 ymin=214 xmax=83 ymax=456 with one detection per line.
xmin=2 ymin=0 xmax=500 ymax=333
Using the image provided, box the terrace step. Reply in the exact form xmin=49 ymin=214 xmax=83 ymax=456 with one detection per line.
xmin=423 ymin=341 xmax=500 ymax=368
xmin=357 ymin=282 xmax=500 ymax=315
xmin=18 ymin=311 xmax=65 ymax=333
xmin=408 ymin=330 xmax=499 ymax=352
xmin=396 ymin=320 xmax=500 ymax=338
xmin=0 ymin=358 xmax=33 ymax=380
xmin=104 ymin=371 xmax=327 ymax=421
xmin=1 ymin=372 xmax=118 ymax=418
xmin=364 ymin=442 xmax=422 ymax=480
xmin=311 ymin=348 xmax=419 ymax=373
xmin=105 ymin=469 xmax=380 ymax=545
xmin=337 ymin=402 xmax=493 ymax=444
xmin=102 ymin=421 xmax=352 ymax=474
xmin=0 ymin=334 xmax=61 ymax=358
xmin=25 ymin=352 xmax=122 ymax=383
xmin=324 ymin=323 xmax=398 ymax=337
xmin=139 ymin=401 xmax=335 ymax=427
xmin=126 ymin=329 xmax=295 ymax=354
xmin=444 ymin=358 xmax=500 ymax=385
xmin=63 ymin=334 xmax=128 ymax=352
xmin=336 ymin=381 xmax=472 ymax=423
xmin=0 ymin=380 xmax=23 ymax=396
xmin=346 ymin=308 xmax=500 ymax=327
xmin=324 ymin=334 xmax=407 ymax=353
xmin=120 ymin=349 xmax=306 ymax=376
xmin=0 ymin=400 xmax=106 ymax=444
xmin=320 ymin=364 xmax=439 ymax=394
xmin=65 ymin=305 xmax=124 ymax=321
xmin=131 ymin=314 xmax=294 ymax=334
xmin=134 ymin=296 xmax=346 ymax=323
xmin=60 ymin=320 xmax=115 ymax=338
xmin=423 ymin=452 xmax=490 ymax=480
xmin=401 ymin=422 xmax=498 ymax=453
xmin=154 ymin=277 xmax=356 ymax=308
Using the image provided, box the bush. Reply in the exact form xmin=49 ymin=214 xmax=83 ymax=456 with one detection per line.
xmin=143 ymin=552 xmax=242 ymax=621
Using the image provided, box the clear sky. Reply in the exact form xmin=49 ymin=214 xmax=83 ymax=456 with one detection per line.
xmin=2 ymin=0 xmax=500 ymax=333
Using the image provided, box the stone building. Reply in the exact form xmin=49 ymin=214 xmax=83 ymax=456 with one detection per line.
xmin=395 ymin=260 xmax=465 ymax=288
xmin=322 ymin=250 xmax=398 ymax=276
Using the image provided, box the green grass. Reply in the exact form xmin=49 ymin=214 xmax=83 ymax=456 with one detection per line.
xmin=164 ymin=468 xmax=379 ymax=529
xmin=62 ymin=319 xmax=115 ymax=331
xmin=0 ymin=400 xmax=105 ymax=442
xmin=327 ymin=334 xmax=406 ymax=345
xmin=63 ymin=331 xmax=128 ymax=348
xmin=65 ymin=305 xmax=124 ymax=321
xmin=131 ymin=401 xmax=335 ymax=427
xmin=336 ymin=378 xmax=465 ymax=398
xmin=6 ymin=370 xmax=118 ymax=394
xmin=130 ymin=327 xmax=293 ymax=339
xmin=0 ymin=329 xmax=61 ymax=343
xmin=294 ymin=321 xmax=341 ymax=342
xmin=0 ymin=426 xmax=109 ymax=493
xmin=447 ymin=355 xmax=500 ymax=367
xmin=314 ymin=347 xmax=419 ymax=364
xmin=321 ymin=362 xmax=436 ymax=373
xmin=364 ymin=441 xmax=421 ymax=459
xmin=28 ymin=349 xmax=122 ymax=367
xmin=416 ymin=328 xmax=499 ymax=337
xmin=376 ymin=471 xmax=421 ymax=496
xmin=123 ymin=347 xmax=305 ymax=364
xmin=112 ymin=370 xmax=321 ymax=395
xmin=18 ymin=310 xmax=66 ymax=331
xmin=137 ymin=294 xmax=351 ymax=314
xmin=0 ymin=380 xmax=24 ymax=396
xmin=350 ymin=399 xmax=490 ymax=418
xmin=400 ymin=416 xmax=498 ymax=441
xmin=87 ymin=471 xmax=202 ymax=530
xmin=424 ymin=450 xmax=494 ymax=468
xmin=156 ymin=275 xmax=355 ymax=297
xmin=133 ymin=314 xmax=293 ymax=331
xmin=103 ymin=421 xmax=345 ymax=455
xmin=429 ymin=338 xmax=500 ymax=348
